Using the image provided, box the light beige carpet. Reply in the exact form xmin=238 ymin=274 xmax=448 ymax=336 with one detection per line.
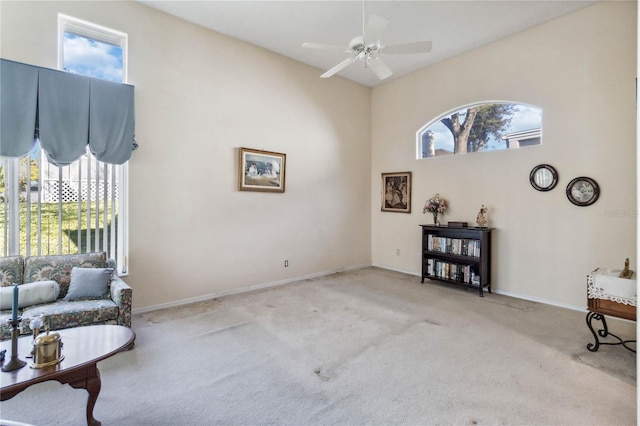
xmin=1 ymin=267 xmax=636 ymax=425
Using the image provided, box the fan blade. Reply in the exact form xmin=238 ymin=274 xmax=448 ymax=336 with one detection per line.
xmin=382 ymin=41 xmax=433 ymax=55
xmin=320 ymin=57 xmax=357 ymax=78
xmin=302 ymin=42 xmax=349 ymax=52
xmin=363 ymin=15 xmax=388 ymax=45
xmin=368 ymin=57 xmax=393 ymax=80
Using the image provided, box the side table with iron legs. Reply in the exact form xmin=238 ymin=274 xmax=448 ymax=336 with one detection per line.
xmin=586 ymin=268 xmax=636 ymax=353
xmin=586 ymin=310 xmax=636 ymax=353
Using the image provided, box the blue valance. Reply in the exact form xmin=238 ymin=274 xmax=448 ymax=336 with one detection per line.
xmin=0 ymin=60 xmax=38 ymax=158
xmin=0 ymin=58 xmax=135 ymax=166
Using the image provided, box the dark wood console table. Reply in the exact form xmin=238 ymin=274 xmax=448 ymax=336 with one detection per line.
xmin=0 ymin=324 xmax=135 ymax=425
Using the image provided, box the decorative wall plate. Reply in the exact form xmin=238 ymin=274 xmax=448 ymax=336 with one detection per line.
xmin=529 ymin=164 xmax=558 ymax=192
xmin=566 ymin=177 xmax=599 ymax=206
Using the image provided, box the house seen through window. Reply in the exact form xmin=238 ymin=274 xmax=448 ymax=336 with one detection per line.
xmin=0 ymin=15 xmax=129 ymax=274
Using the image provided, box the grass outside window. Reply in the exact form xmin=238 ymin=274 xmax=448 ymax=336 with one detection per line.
xmin=0 ymin=201 xmax=116 ymax=257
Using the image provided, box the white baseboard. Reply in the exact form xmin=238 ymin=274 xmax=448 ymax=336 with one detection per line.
xmin=132 ymin=263 xmax=370 ymax=315
xmin=372 ymin=263 xmax=588 ymax=313
xmin=370 ymin=263 xmax=420 ymax=277
xmin=135 ymin=263 xmax=601 ymax=317
xmin=492 ymin=288 xmax=585 ymax=312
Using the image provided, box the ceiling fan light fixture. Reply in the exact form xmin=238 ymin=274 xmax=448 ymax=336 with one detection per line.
xmin=302 ymin=3 xmax=432 ymax=81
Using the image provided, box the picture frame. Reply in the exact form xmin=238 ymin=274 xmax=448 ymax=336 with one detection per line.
xmin=529 ymin=164 xmax=558 ymax=192
xmin=566 ymin=176 xmax=599 ymax=206
xmin=381 ymin=172 xmax=411 ymax=213
xmin=238 ymin=147 xmax=286 ymax=193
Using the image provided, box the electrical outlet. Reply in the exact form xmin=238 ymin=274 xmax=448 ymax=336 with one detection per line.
xmin=396 ymin=248 xmax=400 ymax=256
xmin=284 ymin=260 xmax=289 ymax=267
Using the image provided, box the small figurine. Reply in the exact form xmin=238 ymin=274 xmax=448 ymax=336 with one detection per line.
xmin=476 ymin=204 xmax=487 ymax=227
xmin=619 ymin=258 xmax=634 ymax=279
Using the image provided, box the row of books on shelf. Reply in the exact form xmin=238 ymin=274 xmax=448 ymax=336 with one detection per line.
xmin=426 ymin=235 xmax=480 ymax=257
xmin=425 ymin=259 xmax=480 ymax=285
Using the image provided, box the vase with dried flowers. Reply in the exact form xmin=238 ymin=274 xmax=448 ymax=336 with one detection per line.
xmin=423 ymin=194 xmax=448 ymax=225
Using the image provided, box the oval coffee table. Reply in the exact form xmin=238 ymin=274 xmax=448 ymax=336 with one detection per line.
xmin=0 ymin=324 xmax=135 ymax=425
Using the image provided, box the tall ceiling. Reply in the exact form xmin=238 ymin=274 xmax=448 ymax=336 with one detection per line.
xmin=138 ymin=0 xmax=597 ymax=87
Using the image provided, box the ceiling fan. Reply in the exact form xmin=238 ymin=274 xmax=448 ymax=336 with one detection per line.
xmin=302 ymin=2 xmax=432 ymax=80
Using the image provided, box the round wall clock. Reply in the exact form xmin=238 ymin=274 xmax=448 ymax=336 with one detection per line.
xmin=566 ymin=177 xmax=599 ymax=206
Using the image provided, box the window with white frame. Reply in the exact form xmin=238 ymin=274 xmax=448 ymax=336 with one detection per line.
xmin=0 ymin=15 xmax=129 ymax=274
xmin=416 ymin=102 xmax=543 ymax=159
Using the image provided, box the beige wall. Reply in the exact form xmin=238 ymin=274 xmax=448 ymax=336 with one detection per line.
xmin=371 ymin=1 xmax=637 ymax=309
xmin=1 ymin=1 xmax=372 ymax=310
xmin=1 ymin=1 xmax=636 ymax=312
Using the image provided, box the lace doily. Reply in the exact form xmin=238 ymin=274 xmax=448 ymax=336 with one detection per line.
xmin=587 ymin=268 xmax=637 ymax=306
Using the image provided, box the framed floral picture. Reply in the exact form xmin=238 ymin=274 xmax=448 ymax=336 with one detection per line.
xmin=239 ymin=147 xmax=286 ymax=193
xmin=381 ymin=172 xmax=411 ymax=213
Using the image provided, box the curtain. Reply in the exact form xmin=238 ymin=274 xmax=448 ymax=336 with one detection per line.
xmin=38 ymin=68 xmax=91 ymax=166
xmin=89 ymin=78 xmax=135 ymax=164
xmin=0 ymin=58 xmax=135 ymax=165
xmin=0 ymin=60 xmax=38 ymax=157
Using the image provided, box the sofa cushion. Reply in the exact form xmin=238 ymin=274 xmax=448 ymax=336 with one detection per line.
xmin=64 ymin=267 xmax=113 ymax=301
xmin=0 ymin=255 xmax=24 ymax=287
xmin=0 ymin=280 xmax=60 ymax=309
xmin=21 ymin=299 xmax=119 ymax=330
xmin=23 ymin=252 xmax=107 ymax=298
xmin=0 ymin=310 xmax=31 ymax=338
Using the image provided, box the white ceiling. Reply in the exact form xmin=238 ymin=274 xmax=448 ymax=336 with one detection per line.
xmin=137 ymin=0 xmax=597 ymax=87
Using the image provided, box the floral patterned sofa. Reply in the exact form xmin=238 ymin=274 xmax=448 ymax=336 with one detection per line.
xmin=0 ymin=252 xmax=132 ymax=341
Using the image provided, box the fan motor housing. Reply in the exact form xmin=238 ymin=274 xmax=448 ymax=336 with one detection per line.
xmin=349 ymin=36 xmax=378 ymax=54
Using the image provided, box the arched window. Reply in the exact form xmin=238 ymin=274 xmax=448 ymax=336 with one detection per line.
xmin=416 ymin=102 xmax=543 ymax=159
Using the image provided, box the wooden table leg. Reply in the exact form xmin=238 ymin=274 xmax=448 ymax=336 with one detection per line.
xmin=69 ymin=364 xmax=102 ymax=426
xmin=85 ymin=368 xmax=102 ymax=426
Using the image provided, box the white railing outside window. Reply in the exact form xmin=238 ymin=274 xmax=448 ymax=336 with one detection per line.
xmin=0 ymin=148 xmax=126 ymax=273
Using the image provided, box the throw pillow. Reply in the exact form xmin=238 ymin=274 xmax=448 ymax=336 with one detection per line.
xmin=64 ymin=267 xmax=113 ymax=301
xmin=0 ymin=280 xmax=60 ymax=309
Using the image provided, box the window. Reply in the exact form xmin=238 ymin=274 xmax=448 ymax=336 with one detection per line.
xmin=417 ymin=102 xmax=543 ymax=159
xmin=58 ymin=14 xmax=127 ymax=83
xmin=0 ymin=15 xmax=129 ymax=274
